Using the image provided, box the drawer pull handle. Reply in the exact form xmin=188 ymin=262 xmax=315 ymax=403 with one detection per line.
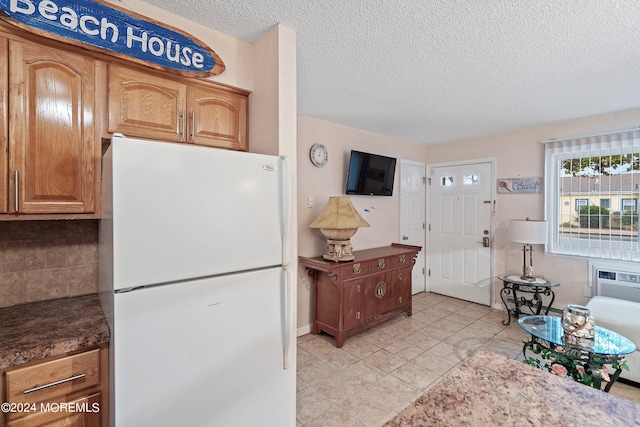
xmin=179 ymin=109 xmax=186 ymax=140
xmin=190 ymin=110 xmax=195 ymax=142
xmin=14 ymin=170 xmax=19 ymax=212
xmin=353 ymin=264 xmax=361 ymax=275
xmin=378 ymin=259 xmax=385 ymax=269
xmin=23 ymin=373 xmax=86 ymax=394
xmin=399 ymin=254 xmax=406 ymax=264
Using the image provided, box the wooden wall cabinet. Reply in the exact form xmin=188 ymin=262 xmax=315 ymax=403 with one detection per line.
xmin=1 ymin=346 xmax=108 ymax=427
xmin=299 ymin=244 xmax=421 ymax=347
xmin=108 ymin=64 xmax=248 ymax=151
xmin=0 ymin=38 xmax=100 ymax=216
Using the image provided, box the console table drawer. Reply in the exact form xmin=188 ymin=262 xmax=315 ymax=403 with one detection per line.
xmin=343 ymin=262 xmax=370 ymax=279
xmin=368 ymin=257 xmax=389 ymax=272
xmin=390 ymin=253 xmax=411 ymax=268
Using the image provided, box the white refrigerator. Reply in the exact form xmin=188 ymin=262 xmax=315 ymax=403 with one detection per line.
xmin=99 ymin=135 xmax=295 ymax=427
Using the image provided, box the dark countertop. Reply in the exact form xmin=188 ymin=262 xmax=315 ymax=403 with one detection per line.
xmin=385 ymin=350 xmax=640 ymax=427
xmin=0 ymin=294 xmax=110 ymax=370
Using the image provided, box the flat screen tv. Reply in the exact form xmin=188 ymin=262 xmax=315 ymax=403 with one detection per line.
xmin=345 ymin=150 xmax=397 ymax=196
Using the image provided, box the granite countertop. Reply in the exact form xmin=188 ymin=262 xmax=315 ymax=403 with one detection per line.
xmin=0 ymin=294 xmax=110 ymax=370
xmin=385 ymin=350 xmax=640 ymax=427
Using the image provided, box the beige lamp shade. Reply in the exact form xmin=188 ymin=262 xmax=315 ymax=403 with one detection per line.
xmin=508 ymin=219 xmax=548 ymax=244
xmin=309 ymin=196 xmax=369 ymax=239
xmin=310 ymin=196 xmax=369 ymax=261
xmin=508 ymin=218 xmax=548 ymax=280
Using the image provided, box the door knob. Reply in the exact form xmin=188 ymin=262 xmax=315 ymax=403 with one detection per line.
xmin=482 ymin=236 xmax=490 ymax=247
xmin=402 ymin=235 xmax=409 ymax=240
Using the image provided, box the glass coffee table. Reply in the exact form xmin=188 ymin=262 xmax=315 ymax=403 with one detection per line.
xmin=519 ymin=315 xmax=636 ymax=392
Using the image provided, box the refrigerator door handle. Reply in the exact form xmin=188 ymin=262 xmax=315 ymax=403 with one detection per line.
xmin=281 ymin=156 xmax=291 ymax=266
xmin=283 ymin=265 xmax=292 ymax=370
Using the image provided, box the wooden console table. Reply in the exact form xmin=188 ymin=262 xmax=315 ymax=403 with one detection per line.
xmin=299 ymin=243 xmax=421 ymax=347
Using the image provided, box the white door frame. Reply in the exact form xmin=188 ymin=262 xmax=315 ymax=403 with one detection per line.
xmin=426 ymin=157 xmax=497 ymax=305
xmin=400 ymin=159 xmax=426 ymax=294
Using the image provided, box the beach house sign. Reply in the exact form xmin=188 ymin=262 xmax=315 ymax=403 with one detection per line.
xmin=0 ymin=0 xmax=225 ymax=77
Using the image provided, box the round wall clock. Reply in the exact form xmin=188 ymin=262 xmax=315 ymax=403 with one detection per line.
xmin=310 ymin=143 xmax=328 ymax=167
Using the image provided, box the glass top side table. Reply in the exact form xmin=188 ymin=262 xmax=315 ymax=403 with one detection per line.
xmin=519 ymin=315 xmax=636 ymax=392
xmin=498 ymin=274 xmax=559 ymax=325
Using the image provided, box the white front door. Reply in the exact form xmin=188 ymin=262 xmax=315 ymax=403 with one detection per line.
xmin=428 ymin=161 xmax=493 ymax=305
xmin=400 ymin=160 xmax=426 ymax=294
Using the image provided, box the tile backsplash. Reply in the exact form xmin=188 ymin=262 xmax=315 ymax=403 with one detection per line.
xmin=0 ymin=220 xmax=98 ymax=307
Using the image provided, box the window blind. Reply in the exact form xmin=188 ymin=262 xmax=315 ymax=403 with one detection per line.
xmin=543 ymin=128 xmax=640 ymax=261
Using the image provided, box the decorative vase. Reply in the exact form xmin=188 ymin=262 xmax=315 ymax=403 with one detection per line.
xmin=561 ymin=304 xmax=595 ymax=341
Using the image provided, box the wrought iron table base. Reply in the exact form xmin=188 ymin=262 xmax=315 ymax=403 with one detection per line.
xmin=500 ymin=282 xmax=555 ymax=325
xmin=522 ymin=336 xmax=625 ymax=393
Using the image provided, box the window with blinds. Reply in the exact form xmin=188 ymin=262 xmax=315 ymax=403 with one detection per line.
xmin=544 ymin=128 xmax=639 ymax=261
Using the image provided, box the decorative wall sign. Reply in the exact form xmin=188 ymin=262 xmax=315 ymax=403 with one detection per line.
xmin=0 ymin=0 xmax=225 ymax=77
xmin=497 ymin=177 xmax=542 ymax=194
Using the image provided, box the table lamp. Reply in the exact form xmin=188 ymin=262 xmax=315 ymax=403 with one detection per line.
xmin=508 ymin=218 xmax=548 ymax=281
xmin=310 ymin=196 xmax=369 ymax=262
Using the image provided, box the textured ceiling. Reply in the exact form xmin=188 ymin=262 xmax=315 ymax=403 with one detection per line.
xmin=142 ymin=0 xmax=640 ymax=145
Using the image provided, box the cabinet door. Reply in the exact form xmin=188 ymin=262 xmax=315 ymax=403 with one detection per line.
xmin=343 ymin=280 xmax=362 ymax=328
xmin=8 ymin=41 xmax=96 ymax=214
xmin=396 ymin=267 xmax=412 ymax=307
xmin=381 ymin=268 xmax=412 ymax=313
xmin=108 ymin=65 xmax=186 ymax=142
xmin=187 ymin=84 xmax=248 ymax=151
xmin=360 ymin=276 xmax=381 ymax=322
xmin=387 ymin=268 xmax=412 ymax=312
xmin=0 ymin=36 xmax=7 ymax=214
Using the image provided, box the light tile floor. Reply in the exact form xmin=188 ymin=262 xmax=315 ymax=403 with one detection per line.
xmin=296 ymin=292 xmax=640 ymax=427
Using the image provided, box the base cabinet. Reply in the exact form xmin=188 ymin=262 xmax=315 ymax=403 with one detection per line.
xmin=300 ymin=244 xmax=421 ymax=347
xmin=1 ymin=346 xmax=108 ymax=427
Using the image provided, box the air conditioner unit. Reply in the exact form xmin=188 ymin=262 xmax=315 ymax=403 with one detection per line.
xmin=594 ymin=268 xmax=640 ymax=303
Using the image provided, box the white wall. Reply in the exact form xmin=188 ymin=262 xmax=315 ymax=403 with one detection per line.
xmin=296 ymin=115 xmax=425 ymax=331
xmin=426 ymin=108 xmax=640 ymax=309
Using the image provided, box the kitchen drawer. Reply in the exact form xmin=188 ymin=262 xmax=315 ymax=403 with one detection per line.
xmin=342 ymin=262 xmax=369 ymax=279
xmin=368 ymin=257 xmax=389 ymax=273
xmin=7 ymin=392 xmax=101 ymax=427
xmin=5 ymin=349 xmax=100 ymax=405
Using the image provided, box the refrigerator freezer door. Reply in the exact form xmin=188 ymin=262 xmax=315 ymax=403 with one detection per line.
xmin=113 ymin=268 xmax=294 ymax=427
xmin=109 ymin=135 xmax=285 ymax=290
